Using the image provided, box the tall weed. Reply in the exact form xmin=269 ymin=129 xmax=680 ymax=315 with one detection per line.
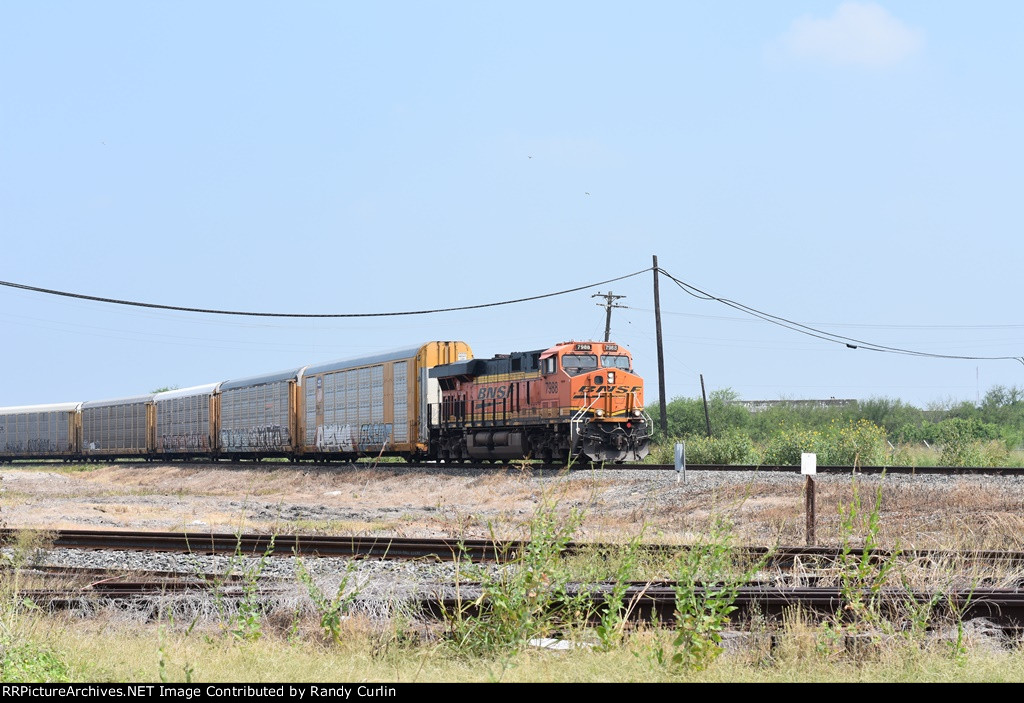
xmin=649 ymin=518 xmax=764 ymax=673
xmin=443 ymin=498 xmax=586 ymax=658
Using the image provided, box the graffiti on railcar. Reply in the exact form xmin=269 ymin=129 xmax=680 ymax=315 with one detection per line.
xmin=314 ymin=422 xmax=393 ymax=451
xmin=220 ymin=425 xmax=289 ymax=450
xmin=161 ymin=433 xmax=209 ymax=451
xmin=2 ymin=438 xmax=60 ymax=453
xmin=315 ymin=424 xmax=357 ymax=452
xmin=26 ymin=438 xmax=57 ymax=452
xmin=359 ymin=423 xmax=392 ymax=450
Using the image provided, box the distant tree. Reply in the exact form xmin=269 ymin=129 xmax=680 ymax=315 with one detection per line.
xmin=659 ymin=388 xmax=748 ymax=439
xmin=150 ymin=385 xmax=180 ymax=393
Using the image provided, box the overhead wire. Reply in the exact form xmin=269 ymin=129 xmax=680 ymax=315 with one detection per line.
xmin=658 ymin=268 xmax=1024 ymax=367
xmin=0 ymin=268 xmax=652 ymax=318
xmin=618 ymin=305 xmax=1024 ymax=331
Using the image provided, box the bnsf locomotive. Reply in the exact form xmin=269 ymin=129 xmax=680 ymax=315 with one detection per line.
xmin=0 ymin=340 xmax=651 ymax=465
xmin=431 ymin=341 xmax=650 ymax=463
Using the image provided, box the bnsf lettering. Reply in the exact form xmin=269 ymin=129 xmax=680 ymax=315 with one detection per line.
xmin=573 ymin=385 xmax=642 ymax=398
xmin=477 ymin=384 xmax=514 ymax=400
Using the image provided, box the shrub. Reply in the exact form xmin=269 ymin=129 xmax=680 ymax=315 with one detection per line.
xmin=761 ymin=419 xmax=887 ymax=466
xmin=683 ymin=431 xmax=760 ymax=465
xmin=443 ymin=498 xmax=587 ymax=657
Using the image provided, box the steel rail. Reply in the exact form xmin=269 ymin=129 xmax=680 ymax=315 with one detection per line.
xmin=424 ymin=584 xmax=1024 ymax=631
xmin=7 ymin=564 xmax=273 ymax=584
xmin=7 ymin=457 xmax=1024 ymax=474
xmin=7 ymin=528 xmax=1024 ymax=568
xmin=405 ymin=461 xmax=1024 ymax=475
xmin=20 ymin=580 xmax=1024 ymax=634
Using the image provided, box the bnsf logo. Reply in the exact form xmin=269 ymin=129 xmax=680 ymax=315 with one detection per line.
xmin=477 ymin=384 xmax=513 ymax=400
xmin=573 ymin=385 xmax=642 ymax=398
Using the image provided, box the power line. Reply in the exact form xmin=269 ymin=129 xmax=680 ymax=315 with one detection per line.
xmin=618 ymin=305 xmax=1024 ymax=330
xmin=0 ymin=268 xmax=651 ymax=318
xmin=658 ymin=268 xmax=1024 ymax=367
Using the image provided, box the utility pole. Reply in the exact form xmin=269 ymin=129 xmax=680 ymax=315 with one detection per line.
xmin=700 ymin=374 xmax=712 ymax=438
xmin=592 ymin=291 xmax=626 ymax=342
xmin=652 ymin=255 xmax=667 ymax=435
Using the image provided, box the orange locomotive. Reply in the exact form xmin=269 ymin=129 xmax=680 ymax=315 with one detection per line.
xmin=429 ymin=341 xmax=651 ymax=464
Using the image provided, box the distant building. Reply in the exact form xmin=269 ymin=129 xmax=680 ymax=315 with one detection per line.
xmin=734 ymin=399 xmax=857 ymax=413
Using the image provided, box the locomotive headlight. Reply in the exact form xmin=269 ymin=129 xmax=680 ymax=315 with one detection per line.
xmin=632 ymin=409 xmax=642 ymax=417
xmin=595 ymin=409 xmax=605 ymax=417
xmin=607 ymin=372 xmax=616 ymax=384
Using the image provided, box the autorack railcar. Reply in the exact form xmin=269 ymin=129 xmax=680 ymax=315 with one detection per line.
xmin=0 ymin=402 xmax=81 ymax=461
xmin=81 ymin=394 xmax=153 ymax=459
xmin=154 ymin=384 xmax=220 ymax=458
xmin=0 ymin=339 xmax=649 ymax=464
xmin=298 ymin=341 xmax=472 ymax=462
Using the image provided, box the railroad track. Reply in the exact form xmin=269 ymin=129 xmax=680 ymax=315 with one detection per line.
xmin=9 ymin=534 xmax=1024 ymax=633
xmin=7 ymin=528 xmax=1024 ymax=569
xmin=8 ymin=458 xmax=1024 ymax=475
xmin=14 ymin=578 xmax=1024 ymax=634
xmin=426 ymin=584 xmax=1024 ymax=632
xmin=625 ymin=463 xmax=1024 ymax=476
xmin=7 ymin=563 xmax=272 ymax=584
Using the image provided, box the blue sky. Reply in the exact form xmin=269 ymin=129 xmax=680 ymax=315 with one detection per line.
xmin=2 ymin=2 xmax=1021 ymax=408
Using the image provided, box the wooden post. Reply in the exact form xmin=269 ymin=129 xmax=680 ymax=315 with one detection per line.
xmin=700 ymin=373 xmax=711 ymax=438
xmin=653 ymin=255 xmax=667 ymax=436
xmin=805 ymin=476 xmax=816 ymax=546
xmin=801 ymin=452 xmax=817 ymax=546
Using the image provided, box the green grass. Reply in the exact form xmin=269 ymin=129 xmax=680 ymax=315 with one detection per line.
xmin=0 ymin=461 xmax=104 ymax=474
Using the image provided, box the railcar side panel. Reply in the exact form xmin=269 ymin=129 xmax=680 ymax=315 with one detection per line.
xmin=219 ymin=376 xmax=296 ymax=454
xmin=154 ymin=384 xmax=220 ymax=457
xmin=81 ymin=396 xmax=154 ymax=456
xmin=302 ymin=363 xmax=395 ymax=454
xmin=298 ymin=342 xmax=472 ymax=458
xmin=0 ymin=403 xmax=80 ymax=459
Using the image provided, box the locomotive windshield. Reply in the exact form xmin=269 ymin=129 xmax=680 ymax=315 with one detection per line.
xmin=601 ymin=355 xmax=631 ymax=370
xmin=561 ymin=353 xmax=597 ymax=376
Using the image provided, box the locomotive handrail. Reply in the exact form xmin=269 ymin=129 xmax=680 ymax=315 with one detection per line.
xmin=570 ymin=390 xmax=604 ymax=450
xmin=631 ymin=391 xmax=654 ymax=438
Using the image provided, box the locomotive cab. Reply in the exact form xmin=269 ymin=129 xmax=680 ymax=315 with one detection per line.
xmin=541 ymin=342 xmax=650 ymax=462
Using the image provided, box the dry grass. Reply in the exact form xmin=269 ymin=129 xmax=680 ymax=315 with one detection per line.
xmin=12 ymin=615 xmax=1024 ymax=683
xmin=6 ymin=463 xmax=1024 ymax=553
xmin=9 ymin=465 xmax=1024 ymax=682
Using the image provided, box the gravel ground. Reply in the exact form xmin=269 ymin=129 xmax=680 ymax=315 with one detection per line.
xmin=6 ymin=462 xmax=1024 ymax=545
xmin=6 ymin=462 xmax=1024 ymax=627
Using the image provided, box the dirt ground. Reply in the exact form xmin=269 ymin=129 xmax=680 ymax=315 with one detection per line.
xmin=4 ymin=463 xmax=1024 ymax=549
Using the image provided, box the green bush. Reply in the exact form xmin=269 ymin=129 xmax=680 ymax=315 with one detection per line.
xmin=760 ymin=419 xmax=888 ymax=466
xmin=683 ymin=431 xmax=761 ymax=465
xmin=645 ymin=384 xmax=1024 ymax=466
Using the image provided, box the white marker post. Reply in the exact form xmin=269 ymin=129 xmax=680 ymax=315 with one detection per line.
xmin=801 ymin=452 xmax=817 ymax=546
xmin=675 ymin=442 xmax=685 ymax=484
